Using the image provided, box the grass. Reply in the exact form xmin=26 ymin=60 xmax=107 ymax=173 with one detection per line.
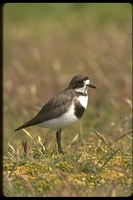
xmin=3 ymin=3 xmax=132 ymax=197
xmin=3 ymin=128 xmax=132 ymax=197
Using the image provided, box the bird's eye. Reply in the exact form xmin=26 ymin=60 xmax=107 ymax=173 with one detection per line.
xmin=77 ymin=80 xmax=83 ymax=87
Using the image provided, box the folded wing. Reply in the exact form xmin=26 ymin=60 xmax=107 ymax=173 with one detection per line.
xmin=15 ymin=89 xmax=74 ymax=131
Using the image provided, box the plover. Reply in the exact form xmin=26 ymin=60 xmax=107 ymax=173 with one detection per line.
xmin=15 ymin=74 xmax=96 ymax=153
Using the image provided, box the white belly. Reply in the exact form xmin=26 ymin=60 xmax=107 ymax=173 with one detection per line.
xmin=38 ymin=95 xmax=88 ymax=130
xmin=38 ymin=101 xmax=78 ymax=130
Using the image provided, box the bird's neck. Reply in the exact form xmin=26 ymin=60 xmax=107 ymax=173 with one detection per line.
xmin=74 ymin=87 xmax=88 ymax=96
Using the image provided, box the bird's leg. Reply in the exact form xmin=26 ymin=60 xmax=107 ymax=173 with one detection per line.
xmin=56 ymin=128 xmax=64 ymax=153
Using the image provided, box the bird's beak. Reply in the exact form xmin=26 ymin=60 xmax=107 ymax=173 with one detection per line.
xmin=88 ymin=84 xmax=97 ymax=89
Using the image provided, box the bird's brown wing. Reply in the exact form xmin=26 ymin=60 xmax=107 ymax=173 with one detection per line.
xmin=15 ymin=89 xmax=75 ymax=131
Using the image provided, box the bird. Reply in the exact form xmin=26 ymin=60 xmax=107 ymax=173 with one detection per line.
xmin=15 ymin=74 xmax=97 ymax=153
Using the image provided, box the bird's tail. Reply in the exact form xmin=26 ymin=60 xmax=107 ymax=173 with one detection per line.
xmin=15 ymin=116 xmax=40 ymax=132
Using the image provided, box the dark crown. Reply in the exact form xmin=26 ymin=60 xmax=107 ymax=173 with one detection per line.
xmin=68 ymin=74 xmax=89 ymax=89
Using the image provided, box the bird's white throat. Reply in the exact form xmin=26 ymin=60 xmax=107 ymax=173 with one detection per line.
xmin=76 ymin=95 xmax=88 ymax=109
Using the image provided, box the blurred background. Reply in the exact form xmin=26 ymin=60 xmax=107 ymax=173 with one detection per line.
xmin=4 ymin=3 xmax=132 ymax=150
